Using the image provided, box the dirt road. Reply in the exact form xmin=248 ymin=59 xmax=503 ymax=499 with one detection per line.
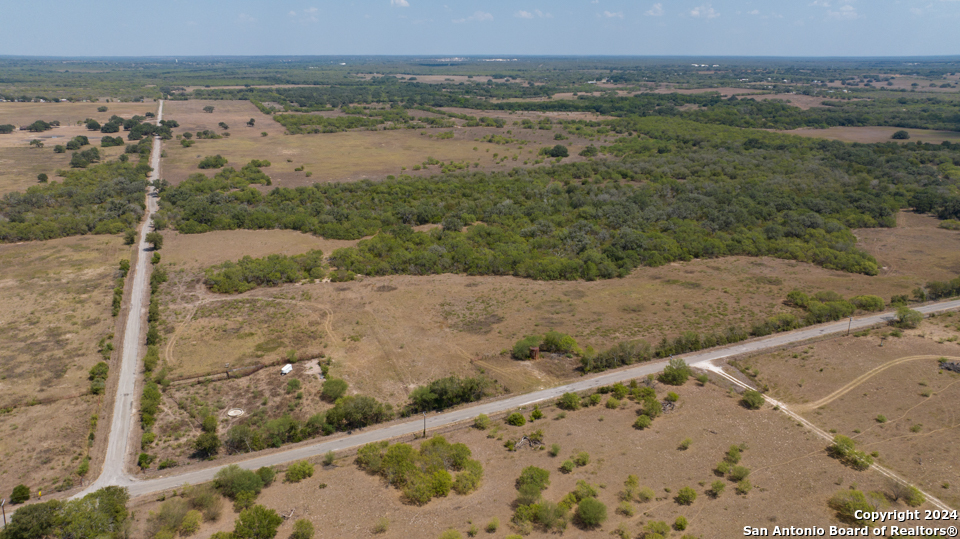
xmin=80 ymin=101 xmax=163 ymax=495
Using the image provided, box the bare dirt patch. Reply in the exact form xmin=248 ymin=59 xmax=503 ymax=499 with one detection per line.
xmin=160 ymin=229 xmax=361 ymax=270
xmin=129 ymin=381 xmax=928 ymax=538
xmin=735 ymin=316 xmax=960 ymax=507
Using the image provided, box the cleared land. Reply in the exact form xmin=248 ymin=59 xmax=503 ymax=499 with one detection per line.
xmin=731 ymin=315 xmax=960 ymax=508
xmin=129 ymin=380 xmax=928 ymax=538
xmin=0 ymin=234 xmax=130 ymax=500
xmin=160 ymin=100 xmax=598 ymax=187
xmin=855 ymin=212 xmax=960 ymax=281
xmin=779 ymin=126 xmax=960 ymax=145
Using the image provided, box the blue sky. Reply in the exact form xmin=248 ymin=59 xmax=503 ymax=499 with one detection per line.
xmin=2 ymin=0 xmax=958 ymax=57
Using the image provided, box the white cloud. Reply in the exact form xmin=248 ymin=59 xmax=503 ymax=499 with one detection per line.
xmin=390 ymin=0 xmax=410 ymax=6
xmin=646 ymin=3 xmax=664 ymax=16
xmin=827 ymin=4 xmax=858 ymax=19
xmin=289 ymin=7 xmax=319 ymax=23
xmin=516 ymin=9 xmax=551 ymax=19
xmin=238 ymin=13 xmax=257 ymax=24
xmin=591 ymin=0 xmax=599 ymax=3
xmin=690 ymin=4 xmax=719 ymax=18
xmin=748 ymin=9 xmax=760 ymax=15
xmin=603 ymin=10 xmax=624 ymax=18
xmin=453 ymin=10 xmax=493 ymax=23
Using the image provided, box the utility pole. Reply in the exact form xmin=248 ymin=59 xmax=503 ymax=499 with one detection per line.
xmin=422 ymin=411 xmax=427 ymax=439
xmin=847 ymin=316 xmax=853 ymax=336
xmin=1 ymin=498 xmax=6 ymax=526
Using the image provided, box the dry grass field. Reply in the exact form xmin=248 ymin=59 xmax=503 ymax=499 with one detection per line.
xmin=0 ymin=235 xmax=129 ymax=406
xmin=0 ymin=235 xmax=130 ymax=500
xmin=732 ymin=315 xmax=960 ymax=508
xmin=855 ymin=212 xmax=960 ymax=281
xmin=160 ymin=100 xmax=598 ymax=187
xmin=779 ymin=126 xmax=960 ymax=145
xmin=155 ymin=220 xmax=960 ymax=404
xmin=129 ymin=380 xmax=929 ymax=538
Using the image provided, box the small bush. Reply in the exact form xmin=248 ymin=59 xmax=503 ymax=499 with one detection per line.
xmin=323 ymin=451 xmax=336 ymax=466
xmin=617 ymin=501 xmax=635 ymax=516
xmin=736 ymin=479 xmax=753 ymax=495
xmin=904 ymin=486 xmax=926 ymax=507
xmin=633 ymin=415 xmax=652 ymax=430
xmin=549 ymin=443 xmax=561 ymax=457
xmin=214 ymin=464 xmax=264 ymax=499
xmin=10 ymin=484 xmax=30 ymax=504
xmin=485 ymin=517 xmax=499 ymax=533
xmin=557 ymin=392 xmax=581 ymax=411
xmin=876 ymin=414 xmax=887 ymax=423
xmin=742 ymin=390 xmax=764 ymax=410
xmin=473 ymin=414 xmax=490 ymax=430
xmin=573 ymin=452 xmax=590 ymax=467
xmin=286 ymin=461 xmax=315 ymax=483
xmin=637 ymin=486 xmax=656 ymax=502
xmin=373 ymin=517 xmax=389 ymax=534
xmin=256 ymin=466 xmax=276 ymax=487
xmin=438 ymin=530 xmax=463 ymax=539
xmin=321 ymin=378 xmax=348 ymax=402
xmin=198 ymin=155 xmax=228 ymax=169
xmin=729 ymin=466 xmax=751 ymax=482
xmin=674 ymin=516 xmax=688 ymax=531
xmin=675 ymin=486 xmax=697 ymax=505
xmin=505 ymin=412 xmax=526 ymax=426
xmin=560 ymin=460 xmax=575 ymax=474
xmin=710 ymin=480 xmax=726 ymax=497
xmin=605 ymin=397 xmax=620 ymax=409
xmin=180 ymin=510 xmax=202 ymax=535
xmin=291 ymin=519 xmax=315 ymax=539
xmin=678 ymin=438 xmax=692 ymax=450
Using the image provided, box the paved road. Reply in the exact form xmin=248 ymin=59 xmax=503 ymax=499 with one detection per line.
xmin=120 ymin=297 xmax=960 ymax=498
xmin=80 ymin=101 xmax=163 ymax=495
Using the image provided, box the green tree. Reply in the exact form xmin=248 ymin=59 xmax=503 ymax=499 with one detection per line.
xmin=247 ymin=118 xmax=256 ymax=127
xmin=285 ymin=461 xmax=315 ymax=482
xmin=146 ymin=231 xmax=164 ymax=250
xmin=575 ymin=497 xmax=607 ymax=528
xmin=233 ymin=505 xmax=283 ymax=539
xmin=290 ymin=519 xmax=315 ymax=539
xmin=37 ymin=173 xmax=48 ymax=183
xmin=895 ymin=306 xmax=922 ymax=329
xmin=219 ymin=122 xmax=230 ymax=130
xmin=660 ymin=358 xmax=691 ymax=385
xmin=11 ymin=484 xmax=30 ymax=504
xmin=202 ymin=415 xmax=218 ymax=433
xmin=675 ymin=486 xmax=697 ymax=505
xmin=203 ymin=106 xmax=215 ymax=114
xmin=891 ymin=130 xmax=910 ymax=140
xmin=505 ymin=412 xmax=526 ymax=426
xmin=29 ymin=139 xmax=44 ymax=148
xmin=557 ymin=392 xmax=581 ymax=411
xmin=214 ymin=464 xmax=264 ymax=499
xmin=194 ymin=432 xmax=221 ymax=457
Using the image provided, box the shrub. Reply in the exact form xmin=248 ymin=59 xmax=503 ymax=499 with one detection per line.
xmin=895 ymin=306 xmax=923 ymax=329
xmin=828 ymin=435 xmax=873 ymax=470
xmin=742 ymin=390 xmax=765 ymax=410
xmin=194 ymin=432 xmax=221 ymax=458
xmin=725 ymin=445 xmax=742 ymax=464
xmin=473 ymin=413 xmax=490 ymax=430
xmin=198 ymin=155 xmax=228 ymax=169
xmin=637 ymin=486 xmax=656 ymax=502
xmin=575 ymin=497 xmax=607 ymax=528
xmin=617 ymin=501 xmax=635 ymax=516
xmin=605 ymin=397 xmax=620 ymax=409
xmin=892 ymin=130 xmax=910 ymax=140
xmin=291 ymin=519 xmax=315 ymax=539
xmin=257 ymin=466 xmax=276 ymax=487
xmin=633 ymin=415 xmax=652 ymax=429
xmin=573 ymin=452 xmax=590 ymax=467
xmin=660 ymin=358 xmax=691 ymax=385
xmin=828 ymin=490 xmax=873 ymax=524
xmin=696 ymin=373 xmax=709 ymax=385
xmin=665 ymin=392 xmax=679 ymax=402
xmin=675 ymin=486 xmax=697 ymax=505
xmin=321 ymin=378 xmax=348 ymax=402
xmin=645 ymin=521 xmax=670 ymax=536
xmin=438 ymin=531 xmax=463 ymax=539
xmin=710 ymin=480 xmax=725 ymax=497
xmin=729 ymin=466 xmax=751 ymax=481
xmin=674 ymin=516 xmax=688 ymax=531
xmin=185 ymin=484 xmax=222 ymax=522
xmin=516 ymin=466 xmax=551 ymax=492
xmin=233 ymin=505 xmax=282 ymax=539
xmin=180 ymin=510 xmax=202 ymax=535
xmin=506 ymin=412 xmax=526 ymax=426
xmin=214 ymin=465 xmax=264 ymax=499
xmin=736 ymin=480 xmax=753 ymax=495
xmin=904 ymin=486 xmax=926 ymax=507
xmin=548 ymin=443 xmax=561 ymax=457
xmin=10 ymin=484 xmax=30 ymax=504
xmin=557 ymin=392 xmax=581 ymax=410
xmin=560 ymin=460 xmax=575 ymax=474
xmin=373 ymin=517 xmax=389 ymax=534
xmin=530 ymin=405 xmax=543 ymax=420
xmin=678 ymin=438 xmax=692 ymax=450
xmin=850 ymin=295 xmax=885 ymax=312
xmin=286 ymin=461 xmax=315 ymax=483
xmin=512 ymin=335 xmax=542 ymax=360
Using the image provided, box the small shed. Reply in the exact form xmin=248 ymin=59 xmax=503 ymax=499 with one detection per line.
xmin=281 ymin=364 xmax=293 ymax=375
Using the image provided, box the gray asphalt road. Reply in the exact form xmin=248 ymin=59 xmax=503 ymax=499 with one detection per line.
xmin=79 ymin=101 xmax=163 ymax=496
xmin=122 ymin=297 xmax=960 ymax=498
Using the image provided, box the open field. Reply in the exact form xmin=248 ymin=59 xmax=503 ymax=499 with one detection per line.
xmin=156 ymin=219 xmax=960 ymax=403
xmin=855 ymin=212 xmax=960 ymax=281
xmin=160 ymin=100 xmax=598 ymax=187
xmin=0 ymin=235 xmax=129 ymax=406
xmin=732 ymin=316 xmax=960 ymax=508
xmin=0 ymin=234 xmax=130 ymax=502
xmin=779 ymin=126 xmax=960 ymax=145
xmin=0 ymin=144 xmax=131 ymax=197
xmin=0 ymin=396 xmax=99 ymax=501
xmin=128 ymin=379 xmax=928 ymax=538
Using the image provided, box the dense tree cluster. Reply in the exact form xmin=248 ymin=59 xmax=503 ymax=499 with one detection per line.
xmin=0 ymin=487 xmax=129 ymax=539
xmin=406 ymin=375 xmax=494 ymax=413
xmin=204 ymin=250 xmax=325 ymax=293
xmin=0 ymin=161 xmax=150 ymax=242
